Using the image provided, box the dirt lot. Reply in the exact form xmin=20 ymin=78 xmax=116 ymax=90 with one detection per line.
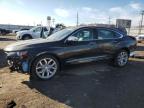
xmin=0 ymin=36 xmax=144 ymax=108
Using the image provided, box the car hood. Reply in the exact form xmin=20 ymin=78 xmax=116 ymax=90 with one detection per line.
xmin=4 ymin=39 xmax=56 ymax=51
xmin=17 ymin=30 xmax=31 ymax=35
xmin=17 ymin=30 xmax=28 ymax=33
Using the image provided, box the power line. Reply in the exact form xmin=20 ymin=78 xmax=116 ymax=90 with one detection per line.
xmin=76 ymin=12 xmax=79 ymax=27
xmin=108 ymin=16 xmax=111 ymax=25
xmin=52 ymin=18 xmax=55 ymax=26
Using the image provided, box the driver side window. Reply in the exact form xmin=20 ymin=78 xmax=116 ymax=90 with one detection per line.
xmin=73 ymin=29 xmax=93 ymax=41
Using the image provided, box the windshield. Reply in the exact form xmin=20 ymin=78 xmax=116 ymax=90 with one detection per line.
xmin=30 ymin=27 xmax=37 ymax=31
xmin=47 ymin=28 xmax=74 ymax=41
xmin=30 ymin=27 xmax=43 ymax=32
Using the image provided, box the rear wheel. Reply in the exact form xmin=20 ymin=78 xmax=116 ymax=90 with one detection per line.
xmin=114 ymin=50 xmax=129 ymax=67
xmin=30 ymin=55 xmax=59 ymax=80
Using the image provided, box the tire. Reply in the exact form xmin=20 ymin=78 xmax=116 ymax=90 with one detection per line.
xmin=30 ymin=55 xmax=60 ymax=81
xmin=113 ymin=50 xmax=129 ymax=67
xmin=22 ymin=35 xmax=32 ymax=40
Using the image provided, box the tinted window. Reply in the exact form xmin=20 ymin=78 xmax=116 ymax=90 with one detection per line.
xmin=43 ymin=27 xmax=48 ymax=32
xmin=96 ymin=29 xmax=121 ymax=39
xmin=73 ymin=29 xmax=93 ymax=41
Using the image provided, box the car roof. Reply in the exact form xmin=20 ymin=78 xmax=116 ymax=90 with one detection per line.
xmin=75 ymin=26 xmax=127 ymax=35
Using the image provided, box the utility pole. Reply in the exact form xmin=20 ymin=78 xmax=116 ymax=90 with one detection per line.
xmin=41 ymin=21 xmax=42 ymax=26
xmin=108 ymin=16 xmax=111 ymax=25
xmin=76 ymin=12 xmax=79 ymax=27
xmin=139 ymin=10 xmax=144 ymax=34
xmin=47 ymin=16 xmax=51 ymax=28
xmin=33 ymin=21 xmax=36 ymax=26
xmin=52 ymin=18 xmax=55 ymax=26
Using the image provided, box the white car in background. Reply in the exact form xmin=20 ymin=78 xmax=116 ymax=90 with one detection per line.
xmin=16 ymin=26 xmax=50 ymax=40
xmin=136 ymin=34 xmax=144 ymax=42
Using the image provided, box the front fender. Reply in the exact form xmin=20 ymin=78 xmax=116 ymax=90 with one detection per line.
xmin=28 ymin=51 xmax=61 ymax=73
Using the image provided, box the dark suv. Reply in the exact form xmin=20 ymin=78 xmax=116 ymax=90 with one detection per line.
xmin=4 ymin=26 xmax=137 ymax=80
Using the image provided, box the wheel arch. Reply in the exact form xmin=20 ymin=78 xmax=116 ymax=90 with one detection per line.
xmin=22 ymin=34 xmax=33 ymax=39
xmin=29 ymin=52 xmax=62 ymax=72
xmin=120 ymin=47 xmax=130 ymax=56
xmin=114 ymin=47 xmax=130 ymax=58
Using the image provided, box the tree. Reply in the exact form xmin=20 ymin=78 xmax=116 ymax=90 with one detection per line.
xmin=55 ymin=24 xmax=66 ymax=29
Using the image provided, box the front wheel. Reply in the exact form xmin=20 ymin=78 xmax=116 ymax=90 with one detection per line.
xmin=30 ymin=55 xmax=59 ymax=80
xmin=22 ymin=35 xmax=32 ymax=40
xmin=114 ymin=50 xmax=129 ymax=67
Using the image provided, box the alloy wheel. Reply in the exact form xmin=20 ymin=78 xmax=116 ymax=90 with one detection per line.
xmin=35 ymin=58 xmax=57 ymax=79
xmin=117 ymin=51 xmax=128 ymax=67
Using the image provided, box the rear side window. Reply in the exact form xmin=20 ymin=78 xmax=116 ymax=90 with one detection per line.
xmin=96 ymin=29 xmax=122 ymax=39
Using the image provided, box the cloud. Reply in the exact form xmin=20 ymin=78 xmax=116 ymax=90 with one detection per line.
xmin=109 ymin=7 xmax=123 ymax=12
xmin=129 ymin=2 xmax=141 ymax=10
xmin=80 ymin=2 xmax=143 ymax=26
xmin=16 ymin=0 xmax=24 ymax=6
xmin=82 ymin=7 xmax=93 ymax=11
xmin=108 ymin=4 xmax=142 ymax=26
xmin=0 ymin=0 xmax=24 ymax=6
xmin=0 ymin=1 xmax=142 ymax=26
xmin=78 ymin=2 xmax=142 ymax=26
xmin=109 ymin=7 xmax=129 ymax=18
xmin=54 ymin=8 xmax=70 ymax=18
xmin=0 ymin=3 xmax=40 ymax=25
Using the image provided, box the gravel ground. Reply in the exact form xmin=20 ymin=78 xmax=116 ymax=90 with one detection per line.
xmin=0 ymin=35 xmax=144 ymax=108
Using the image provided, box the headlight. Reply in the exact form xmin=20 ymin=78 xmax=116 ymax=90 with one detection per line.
xmin=16 ymin=34 xmax=21 ymax=39
xmin=16 ymin=51 xmax=28 ymax=59
xmin=16 ymin=32 xmax=19 ymax=36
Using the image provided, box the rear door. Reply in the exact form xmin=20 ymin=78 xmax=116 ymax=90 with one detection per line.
xmin=94 ymin=28 xmax=123 ymax=56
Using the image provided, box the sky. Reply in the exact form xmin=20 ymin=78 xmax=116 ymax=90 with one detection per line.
xmin=0 ymin=0 xmax=144 ymax=26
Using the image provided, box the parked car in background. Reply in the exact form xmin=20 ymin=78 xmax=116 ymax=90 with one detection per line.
xmin=16 ymin=26 xmax=54 ymax=40
xmin=4 ymin=26 xmax=137 ymax=80
xmin=136 ymin=34 xmax=144 ymax=43
xmin=0 ymin=28 xmax=12 ymax=35
xmin=13 ymin=29 xmax=19 ymax=34
xmin=20 ymin=28 xmax=30 ymax=31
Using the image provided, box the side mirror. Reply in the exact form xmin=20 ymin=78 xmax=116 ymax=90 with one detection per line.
xmin=67 ymin=36 xmax=79 ymax=42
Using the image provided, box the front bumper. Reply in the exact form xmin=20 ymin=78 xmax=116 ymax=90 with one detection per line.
xmin=16 ymin=34 xmax=21 ymax=40
xmin=130 ymin=51 xmax=136 ymax=57
xmin=6 ymin=56 xmax=29 ymax=73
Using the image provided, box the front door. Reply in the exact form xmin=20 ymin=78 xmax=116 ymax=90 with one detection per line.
xmin=33 ymin=27 xmax=42 ymax=38
xmin=64 ymin=28 xmax=100 ymax=64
